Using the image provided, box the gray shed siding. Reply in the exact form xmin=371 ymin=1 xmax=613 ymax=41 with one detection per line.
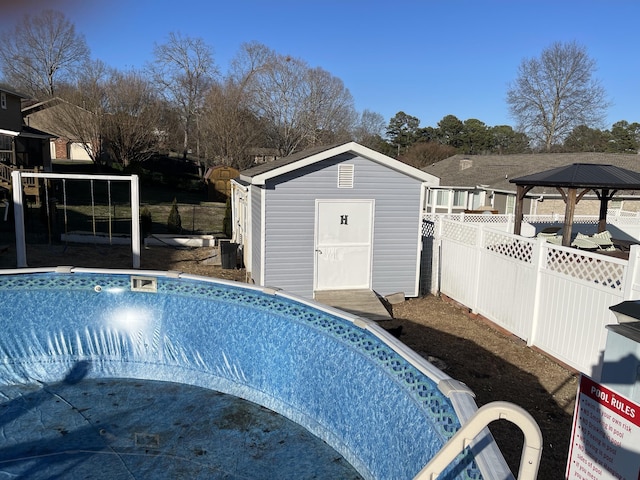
xmin=250 ymin=185 xmax=262 ymax=284
xmin=261 ymin=153 xmax=423 ymax=298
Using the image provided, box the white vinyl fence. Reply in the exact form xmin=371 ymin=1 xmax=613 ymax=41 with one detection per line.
xmin=429 ymin=214 xmax=640 ymax=379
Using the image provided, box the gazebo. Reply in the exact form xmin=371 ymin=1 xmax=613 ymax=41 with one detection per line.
xmin=510 ymin=163 xmax=640 ymax=247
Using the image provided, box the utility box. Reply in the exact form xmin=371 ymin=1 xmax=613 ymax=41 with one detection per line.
xmin=219 ymin=239 xmax=238 ymax=269
xmin=601 ymin=300 xmax=640 ymax=402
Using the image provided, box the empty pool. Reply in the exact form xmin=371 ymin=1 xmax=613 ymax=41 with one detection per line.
xmin=0 ymin=268 xmax=527 ymax=479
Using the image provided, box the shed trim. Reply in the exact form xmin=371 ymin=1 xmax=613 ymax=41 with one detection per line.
xmin=241 ymin=142 xmax=439 ymax=186
xmin=260 ymin=187 xmax=266 ymax=286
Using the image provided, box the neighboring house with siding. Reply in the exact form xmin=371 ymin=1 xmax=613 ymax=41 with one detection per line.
xmin=0 ymin=86 xmax=52 ymax=169
xmin=231 ymin=142 xmax=439 ymax=300
xmin=423 ymin=152 xmax=640 ymax=216
xmin=22 ymin=97 xmax=95 ymax=162
xmin=0 ymin=86 xmax=52 ymax=201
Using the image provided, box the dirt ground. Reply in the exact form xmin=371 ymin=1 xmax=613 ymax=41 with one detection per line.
xmin=1 ymin=243 xmax=578 ymax=479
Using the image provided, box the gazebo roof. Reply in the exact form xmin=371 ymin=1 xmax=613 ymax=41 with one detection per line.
xmin=509 ymin=162 xmax=640 ymax=246
xmin=510 ymin=163 xmax=640 ymax=190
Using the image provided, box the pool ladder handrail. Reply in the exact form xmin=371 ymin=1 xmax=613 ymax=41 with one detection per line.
xmin=413 ymin=401 xmax=542 ymax=480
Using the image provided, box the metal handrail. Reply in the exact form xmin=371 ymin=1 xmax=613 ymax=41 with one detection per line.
xmin=413 ymin=401 xmax=542 ymax=480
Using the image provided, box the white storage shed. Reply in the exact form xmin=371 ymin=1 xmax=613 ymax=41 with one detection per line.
xmin=231 ymin=142 xmax=439 ymax=300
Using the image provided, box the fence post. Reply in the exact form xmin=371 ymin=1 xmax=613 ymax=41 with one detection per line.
xmin=470 ymin=224 xmax=484 ymax=313
xmin=130 ymin=175 xmax=141 ymax=269
xmin=11 ymin=171 xmax=28 ymax=268
xmin=622 ymin=244 xmax=640 ymax=301
xmin=434 ymin=216 xmax=443 ymax=296
xmin=528 ymin=237 xmax=548 ymax=346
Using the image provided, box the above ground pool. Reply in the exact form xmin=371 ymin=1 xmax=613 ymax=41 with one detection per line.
xmin=0 ymin=267 xmax=524 ymax=479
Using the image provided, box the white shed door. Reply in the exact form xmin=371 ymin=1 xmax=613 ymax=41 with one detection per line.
xmin=315 ymin=200 xmax=373 ymax=291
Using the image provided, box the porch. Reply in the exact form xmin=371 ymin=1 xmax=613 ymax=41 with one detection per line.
xmin=0 ymin=163 xmax=42 ymax=201
xmin=314 ymin=289 xmax=392 ymax=322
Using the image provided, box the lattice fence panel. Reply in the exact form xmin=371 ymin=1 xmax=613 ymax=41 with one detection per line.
xmin=441 ymin=219 xmax=477 ymax=246
xmin=460 ymin=214 xmax=512 ymax=225
xmin=484 ymin=230 xmax=534 ymax=264
xmin=545 ymin=247 xmax=626 ymax=290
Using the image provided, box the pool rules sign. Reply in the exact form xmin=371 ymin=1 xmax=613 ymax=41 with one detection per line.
xmin=566 ymin=375 xmax=640 ymax=479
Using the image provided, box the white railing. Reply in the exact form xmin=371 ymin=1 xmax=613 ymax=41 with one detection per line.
xmin=11 ymin=171 xmax=141 ymax=268
xmin=429 ymin=215 xmax=640 ymax=378
xmin=414 ymin=401 xmax=543 ymax=480
xmin=424 ymin=210 xmax=640 ymax=238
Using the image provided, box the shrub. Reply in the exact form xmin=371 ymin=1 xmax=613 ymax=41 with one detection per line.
xmin=140 ymin=206 xmax=153 ymax=238
xmin=167 ymin=198 xmax=182 ymax=234
xmin=223 ymin=198 xmax=232 ymax=238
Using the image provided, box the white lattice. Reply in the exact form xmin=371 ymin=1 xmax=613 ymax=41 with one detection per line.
xmin=572 ymin=216 xmax=599 ymax=225
xmin=523 ymin=214 xmax=558 ymax=223
xmin=461 ymin=214 xmax=511 ymax=224
xmin=484 ymin=230 xmax=534 ymax=263
xmin=545 ymin=247 xmax=626 ymax=290
xmin=441 ymin=219 xmax=477 ymax=245
xmin=608 ymin=209 xmax=640 ymax=218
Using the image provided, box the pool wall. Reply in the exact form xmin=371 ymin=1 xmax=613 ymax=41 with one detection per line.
xmin=0 ymin=267 xmax=513 ymax=480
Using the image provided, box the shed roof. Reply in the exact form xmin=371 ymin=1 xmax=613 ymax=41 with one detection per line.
xmin=509 ymin=163 xmax=640 ymax=189
xmin=240 ymin=142 xmax=439 ymax=186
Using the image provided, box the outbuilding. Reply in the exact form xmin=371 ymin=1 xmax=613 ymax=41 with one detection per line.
xmin=231 ymin=142 xmax=439 ymax=300
xmin=203 ymin=165 xmax=239 ymax=202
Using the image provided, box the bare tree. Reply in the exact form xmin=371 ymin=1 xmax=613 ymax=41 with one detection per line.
xmin=51 ymin=59 xmax=110 ymax=163
xmin=148 ymin=32 xmax=217 ymax=159
xmin=200 ymin=79 xmax=264 ymax=169
xmin=103 ymin=70 xmax=162 ymax=167
xmin=0 ymin=10 xmax=89 ymax=98
xmin=353 ymin=109 xmax=386 ymax=148
xmin=400 ymin=142 xmax=456 ymax=168
xmin=507 ymin=41 xmax=608 ymax=151
xmin=237 ymin=42 xmax=356 ymax=156
xmin=243 ymin=45 xmax=308 ymax=156
xmin=302 ymin=67 xmax=356 ymax=146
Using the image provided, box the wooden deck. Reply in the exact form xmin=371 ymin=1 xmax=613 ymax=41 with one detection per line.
xmin=314 ymin=289 xmax=391 ymax=322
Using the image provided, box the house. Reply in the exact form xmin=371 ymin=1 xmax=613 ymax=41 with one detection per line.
xmin=423 ymin=152 xmax=640 ymax=216
xmin=231 ymin=141 xmax=439 ymax=300
xmin=0 ymin=86 xmax=52 ymax=200
xmin=22 ymin=97 xmax=95 ymax=162
xmin=203 ymin=165 xmax=239 ymax=202
xmin=248 ymin=147 xmax=279 ymax=164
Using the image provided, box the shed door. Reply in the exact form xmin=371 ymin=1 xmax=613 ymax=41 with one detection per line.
xmin=315 ymin=200 xmax=373 ymax=291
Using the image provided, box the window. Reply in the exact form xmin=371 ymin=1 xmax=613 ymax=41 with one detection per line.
xmin=0 ymin=92 xmax=6 ymax=109
xmin=436 ymin=190 xmax=450 ymax=207
xmin=338 ymin=164 xmax=354 ymax=188
xmin=453 ymin=191 xmax=467 ymax=207
xmin=506 ymin=195 xmax=516 ymax=214
xmin=0 ymin=135 xmax=11 ymax=150
xmin=0 ymin=134 xmax=12 ymax=163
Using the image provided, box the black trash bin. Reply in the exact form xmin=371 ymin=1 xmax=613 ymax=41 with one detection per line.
xmin=220 ymin=239 xmax=238 ymax=269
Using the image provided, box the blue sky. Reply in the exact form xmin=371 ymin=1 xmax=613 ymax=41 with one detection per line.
xmin=4 ymin=0 xmax=640 ymax=131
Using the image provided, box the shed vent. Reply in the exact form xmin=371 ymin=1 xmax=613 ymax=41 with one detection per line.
xmin=460 ymin=158 xmax=473 ymax=171
xmin=338 ymin=164 xmax=354 ymax=188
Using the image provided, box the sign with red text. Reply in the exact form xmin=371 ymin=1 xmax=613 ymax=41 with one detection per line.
xmin=566 ymin=375 xmax=640 ymax=480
